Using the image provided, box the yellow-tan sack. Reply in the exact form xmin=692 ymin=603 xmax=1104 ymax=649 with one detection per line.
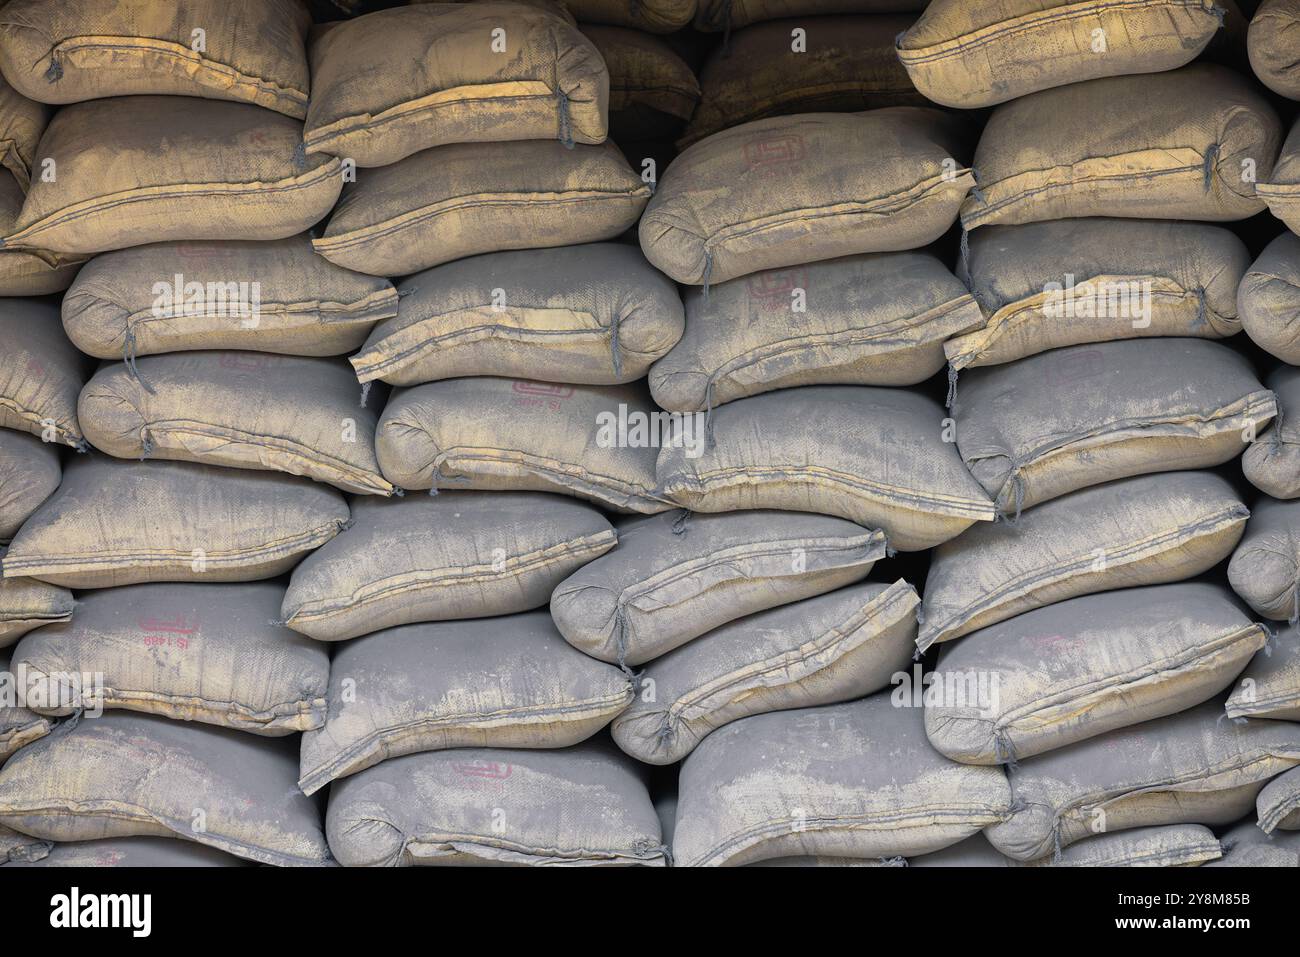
xmin=918 ymin=471 xmax=1250 ymax=650
xmin=1257 ymin=118 xmax=1300 ymax=232
xmin=0 ymin=430 xmax=59 ymax=543
xmin=0 ymin=173 xmax=81 ymax=295
xmin=377 ymin=377 xmax=673 ymax=513
xmin=984 ymin=699 xmax=1300 ymax=861
xmin=566 ymin=0 xmax=696 ymax=32
xmin=681 ymin=15 xmax=923 ymax=147
xmin=952 ymin=339 xmax=1275 ymax=514
xmin=583 ymin=26 xmax=699 ymax=140
xmin=350 ymin=244 xmax=682 ymax=387
xmin=0 ymin=647 xmax=50 ymax=761
xmin=672 ymin=694 xmax=1011 ymax=866
xmin=1257 ymin=765 xmax=1300 ymax=832
xmin=314 ymin=139 xmax=649 ymax=277
xmin=0 ymin=549 xmax=72 ymax=650
xmin=2 ymin=457 xmax=349 ymax=589
xmin=283 ymin=491 xmax=616 ymax=642
xmin=897 ymin=0 xmax=1223 ymax=109
xmin=1244 ymin=365 xmax=1300 ymax=499
xmin=656 ymin=385 xmax=996 ymax=551
xmin=305 ymin=3 xmax=607 ymax=168
xmin=78 ymin=353 xmax=391 ymax=496
xmin=0 ymin=0 xmax=312 ymax=118
xmin=11 ymin=582 xmax=329 ymax=735
xmin=298 ymin=611 xmax=633 ymax=795
xmin=639 ymin=109 xmax=973 ymax=285
xmin=961 ymin=64 xmax=1281 ymax=230
xmin=695 ymin=0 xmax=926 ymax=31
xmin=949 ymin=219 xmax=1249 ymax=373
xmin=0 ymin=712 xmax=332 ymax=866
xmin=649 ymin=252 xmax=983 ymax=413
xmin=1239 ymin=232 xmax=1300 ymax=364
xmin=1228 ymin=496 xmax=1300 ymax=622
xmin=1226 ymin=623 xmax=1300 ymax=721
xmin=0 ymin=299 xmax=92 ymax=448
xmin=1249 ymin=0 xmax=1300 ymax=99
xmin=0 ymin=73 xmax=48 ymax=189
xmin=3 ymin=97 xmax=341 ymax=256
xmin=62 ymin=237 xmax=397 ymax=361
xmin=926 ymin=583 xmax=1267 ymax=765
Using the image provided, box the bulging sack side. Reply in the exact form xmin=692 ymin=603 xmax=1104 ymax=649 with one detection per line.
xmin=584 ymin=26 xmax=699 ymax=140
xmin=1225 ymin=622 xmax=1300 ymax=721
xmin=1239 ymin=232 xmax=1300 ymax=364
xmin=1243 ymin=365 xmax=1300 ymax=499
xmin=1228 ymin=496 xmax=1300 ymax=622
xmin=0 ymin=298 xmax=92 ymax=448
xmin=0 ymin=550 xmax=73 ymax=650
xmin=1249 ymin=0 xmax=1300 ymax=99
xmin=568 ymin=0 xmax=696 ymax=32
xmin=0 ymin=430 xmax=59 ymax=542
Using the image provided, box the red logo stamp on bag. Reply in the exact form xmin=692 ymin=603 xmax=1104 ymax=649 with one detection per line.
xmin=743 ymin=134 xmax=806 ymax=170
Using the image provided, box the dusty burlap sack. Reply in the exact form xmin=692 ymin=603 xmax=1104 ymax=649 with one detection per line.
xmin=0 ymin=712 xmax=331 ymax=866
xmin=377 ymin=377 xmax=672 ymax=513
xmin=326 ymin=739 xmax=666 ymax=866
xmin=1228 ymin=496 xmax=1300 ymax=622
xmin=612 ymin=579 xmax=918 ymax=764
xmin=650 ymin=252 xmax=983 ymax=413
xmin=0 ymin=299 xmax=91 ymax=448
xmin=351 ymin=244 xmax=682 ymax=387
xmin=680 ymin=15 xmax=923 ymax=147
xmin=926 ymin=583 xmax=1267 ymax=765
xmin=11 ymin=581 xmax=329 ymax=735
xmin=673 ymin=695 xmax=1011 ymax=866
xmin=314 ymin=139 xmax=649 ymax=277
xmin=985 ymin=698 xmax=1300 ymax=861
xmin=1239 ymin=232 xmax=1300 ymax=364
xmin=0 ymin=173 xmax=81 ymax=296
xmin=912 ymin=825 xmax=1223 ymax=868
xmin=1208 ymin=820 xmax=1300 ymax=866
xmin=1226 ymin=623 xmax=1300 ymax=721
xmin=1244 ymin=365 xmax=1300 ymax=499
xmin=656 ymin=385 xmax=996 ymax=551
xmin=961 ymin=65 xmax=1281 ymax=230
xmin=63 ymin=237 xmax=397 ymax=361
xmin=898 ymin=0 xmax=1222 ymax=109
xmin=2 ymin=97 xmax=341 ymax=255
xmin=0 ymin=73 xmax=46 ymax=189
xmin=0 ymin=0 xmax=311 ymax=117
xmin=2 ymin=457 xmax=349 ymax=589
xmin=0 ymin=823 xmax=50 ymax=863
xmin=0 ymin=550 xmax=72 ymax=649
xmin=0 ymin=429 xmax=58 ymax=542
xmin=1258 ymin=119 xmax=1300 ymax=231
xmin=948 ymin=219 xmax=1249 ymax=373
xmin=568 ymin=0 xmax=696 ymax=31
xmin=953 ymin=339 xmax=1274 ymax=514
xmin=1258 ymin=765 xmax=1300 ymax=832
xmin=695 ymin=0 xmax=927 ymax=31
xmin=1249 ymin=0 xmax=1300 ymax=98
xmin=919 ymin=471 xmax=1250 ymax=649
xmin=305 ymin=4 xmax=607 ymax=167
xmin=640 ymin=109 xmax=973 ymax=286
xmin=551 ymin=509 xmax=885 ymax=666
xmin=584 ymin=26 xmax=699 ymax=140
xmin=284 ymin=491 xmax=614 ymax=641
xmin=0 ymin=647 xmax=50 ymax=762
xmin=79 ymin=353 xmax=391 ymax=495
xmin=299 ymin=611 xmax=632 ymax=794
xmin=8 ymin=837 xmax=248 ymax=867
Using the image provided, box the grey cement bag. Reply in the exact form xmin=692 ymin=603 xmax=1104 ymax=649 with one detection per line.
xmin=648 ymin=252 xmax=984 ymax=412
xmin=656 ymin=385 xmax=996 ymax=551
xmin=611 ymin=579 xmax=918 ymax=764
xmin=926 ymin=583 xmax=1267 ymax=765
xmin=0 ymin=173 xmax=81 ymax=296
xmin=313 ymin=139 xmax=650 ymax=277
xmin=984 ymin=699 xmax=1300 ymax=861
xmin=3 ymin=457 xmax=349 ymax=589
xmin=8 ymin=837 xmax=248 ymax=867
xmin=284 ymin=491 xmax=615 ymax=642
xmin=962 ymin=65 xmax=1281 ymax=230
xmin=0 ymin=299 xmax=92 ymax=448
xmin=0 ymin=647 xmax=50 ymax=762
xmin=326 ymin=740 xmax=666 ymax=866
xmin=952 ymin=339 xmax=1274 ymax=515
xmin=639 ymin=109 xmax=973 ymax=286
xmin=1239 ymin=232 xmax=1300 ymax=364
xmin=949 ymin=219 xmax=1249 ymax=373
xmin=299 ymin=611 xmax=633 ymax=795
xmin=78 ymin=353 xmax=392 ymax=495
xmin=1249 ymin=0 xmax=1300 ymax=99
xmin=0 ymin=429 xmax=59 ymax=542
xmin=1244 ymin=365 xmax=1300 ymax=498
xmin=567 ymin=0 xmax=695 ymax=32
xmin=377 ymin=377 xmax=672 ymax=513
xmin=1228 ymin=496 xmax=1300 ymax=622
xmin=1258 ymin=118 xmax=1300 ymax=232
xmin=1258 ymin=765 xmax=1300 ymax=832
xmin=584 ymin=26 xmax=699 ymax=140
xmin=11 ymin=582 xmax=329 ymax=735
xmin=1226 ymin=623 xmax=1300 ymax=721
xmin=1208 ymin=820 xmax=1300 ymax=866
xmin=62 ymin=237 xmax=398 ymax=360
xmin=350 ymin=244 xmax=683 ymax=387
xmin=0 ymin=550 xmax=73 ymax=649
xmin=551 ymin=509 xmax=885 ymax=666
xmin=912 ymin=825 xmax=1223 ymax=868
xmin=672 ymin=695 xmax=1011 ymax=866
xmin=695 ymin=0 xmax=927 ymax=31
xmin=0 ymin=712 xmax=331 ymax=866
xmin=898 ymin=0 xmax=1221 ymax=109
xmin=919 ymin=471 xmax=1250 ymax=650
xmin=1 ymin=823 xmax=50 ymax=863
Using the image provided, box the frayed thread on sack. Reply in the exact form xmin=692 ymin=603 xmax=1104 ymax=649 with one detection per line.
xmin=122 ymin=325 xmax=156 ymax=396
xmin=557 ymin=90 xmax=574 ymax=150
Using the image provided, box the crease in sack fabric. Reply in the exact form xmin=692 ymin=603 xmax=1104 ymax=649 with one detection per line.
xmin=0 ymin=298 xmax=93 ymax=448
xmin=1238 ymin=231 xmax=1300 ymax=365
xmin=304 ymin=4 xmax=608 ymax=166
xmin=0 ymin=72 xmax=49 ymax=189
xmin=77 ymin=352 xmax=393 ymax=496
xmin=0 ymin=429 xmax=61 ymax=542
xmin=1256 ymin=117 xmax=1300 ymax=235
xmin=1248 ymin=0 xmax=1300 ymax=99
xmin=0 ymin=170 xmax=84 ymax=296
xmin=1 ymin=97 xmax=342 ymax=256
xmin=1256 ymin=764 xmax=1300 ymax=833
xmin=1227 ymin=496 xmax=1300 ymax=623
xmin=0 ymin=548 xmax=74 ymax=650
xmin=0 ymin=0 xmax=312 ymax=117
xmin=0 ymin=647 xmax=51 ymax=762
xmin=959 ymin=63 xmax=1282 ymax=231
xmin=1225 ymin=622 xmax=1300 ymax=721
xmin=639 ymin=109 xmax=975 ymax=286
xmin=896 ymin=0 xmax=1225 ymax=109
xmin=1243 ymin=365 xmax=1300 ymax=499
xmin=584 ymin=25 xmax=701 ymax=141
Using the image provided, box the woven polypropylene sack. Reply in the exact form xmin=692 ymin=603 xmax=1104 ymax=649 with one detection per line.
xmin=1249 ymin=0 xmax=1300 ymax=99
xmin=0 ymin=299 xmax=91 ymax=448
xmin=1239 ymin=233 xmax=1300 ymax=364
xmin=913 ymin=825 xmax=1223 ymax=868
xmin=7 ymin=837 xmax=249 ymax=867
xmin=583 ymin=26 xmax=699 ymax=140
xmin=567 ymin=0 xmax=696 ymax=32
xmin=0 ymin=173 xmax=81 ymax=295
xmin=0 ymin=647 xmax=50 ymax=762
xmin=1244 ymin=365 xmax=1300 ymax=499
xmin=1228 ymin=496 xmax=1300 ymax=622
xmin=0 ymin=73 xmax=47 ymax=188
xmin=694 ymin=0 xmax=927 ymax=31
xmin=1226 ymin=622 xmax=1300 ymax=721
xmin=0 ymin=549 xmax=72 ymax=649
xmin=0 ymin=429 xmax=58 ymax=542
xmin=1208 ymin=821 xmax=1300 ymax=866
